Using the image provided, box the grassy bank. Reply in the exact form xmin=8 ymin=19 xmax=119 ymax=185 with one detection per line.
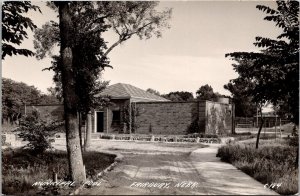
xmin=2 ymin=148 xmax=116 ymax=195
xmin=216 ymin=140 xmax=298 ymax=195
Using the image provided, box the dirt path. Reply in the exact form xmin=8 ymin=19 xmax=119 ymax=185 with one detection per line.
xmin=55 ymin=140 xmax=278 ymax=195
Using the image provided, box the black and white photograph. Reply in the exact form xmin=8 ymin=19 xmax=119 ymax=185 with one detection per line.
xmin=2 ymin=0 xmax=299 ymax=195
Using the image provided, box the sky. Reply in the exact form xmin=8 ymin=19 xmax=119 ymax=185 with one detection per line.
xmin=2 ymin=0 xmax=282 ymax=97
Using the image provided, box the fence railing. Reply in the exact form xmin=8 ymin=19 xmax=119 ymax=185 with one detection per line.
xmin=235 ymin=117 xmax=291 ymax=128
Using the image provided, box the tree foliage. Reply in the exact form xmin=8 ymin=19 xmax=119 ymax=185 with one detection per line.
xmin=225 ymin=0 xmax=299 ymax=124
xmin=162 ymin=91 xmax=194 ymax=102
xmin=2 ymin=78 xmax=59 ymax=123
xmin=2 ymin=1 xmax=40 ymax=59
xmin=224 ymin=78 xmax=257 ymax=117
xmin=196 ymin=84 xmax=222 ymax=101
xmin=146 ymin=88 xmax=161 ymax=96
xmin=34 ymin=2 xmax=172 ymax=60
xmin=16 ymin=109 xmax=63 ymax=155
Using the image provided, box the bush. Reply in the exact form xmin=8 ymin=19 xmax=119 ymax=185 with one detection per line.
xmin=216 ymin=143 xmax=298 ymax=195
xmin=187 ymin=119 xmax=201 ymax=134
xmin=288 ymin=135 xmax=299 ymax=147
xmin=15 ymin=109 xmax=63 ymax=155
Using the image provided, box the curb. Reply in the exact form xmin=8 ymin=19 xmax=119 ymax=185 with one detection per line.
xmin=71 ymin=150 xmax=123 ymax=195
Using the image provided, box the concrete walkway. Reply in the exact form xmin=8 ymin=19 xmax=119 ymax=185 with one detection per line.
xmin=60 ymin=140 xmax=278 ymax=195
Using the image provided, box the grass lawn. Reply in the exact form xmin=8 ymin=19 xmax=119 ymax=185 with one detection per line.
xmin=217 ymin=139 xmax=298 ymax=195
xmin=2 ymin=148 xmax=116 ymax=195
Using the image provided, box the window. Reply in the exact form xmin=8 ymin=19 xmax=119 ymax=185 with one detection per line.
xmin=112 ymin=111 xmax=121 ymax=125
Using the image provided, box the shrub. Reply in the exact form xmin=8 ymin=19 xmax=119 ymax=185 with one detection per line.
xmin=187 ymin=119 xmax=201 ymax=134
xmin=216 ymin=143 xmax=298 ymax=195
xmin=15 ymin=109 xmax=63 ymax=155
xmin=288 ymin=135 xmax=299 ymax=147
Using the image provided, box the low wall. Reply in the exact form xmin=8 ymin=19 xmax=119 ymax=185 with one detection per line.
xmin=79 ymin=133 xmax=221 ymax=144
xmin=25 ymin=105 xmax=64 ymax=122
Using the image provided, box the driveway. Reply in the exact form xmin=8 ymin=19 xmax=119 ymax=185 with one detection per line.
xmin=54 ymin=139 xmax=277 ymax=195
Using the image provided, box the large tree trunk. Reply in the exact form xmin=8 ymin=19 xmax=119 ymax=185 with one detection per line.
xmin=58 ymin=2 xmax=85 ymax=183
xmin=84 ymin=111 xmax=92 ymax=151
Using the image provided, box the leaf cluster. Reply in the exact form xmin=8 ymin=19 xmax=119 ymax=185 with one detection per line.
xmin=162 ymin=91 xmax=194 ymax=102
xmin=196 ymin=84 xmax=223 ymax=101
xmin=2 ymin=1 xmax=41 ymax=59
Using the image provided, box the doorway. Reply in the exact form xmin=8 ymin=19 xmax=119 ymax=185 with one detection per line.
xmin=96 ymin=112 xmax=104 ymax=132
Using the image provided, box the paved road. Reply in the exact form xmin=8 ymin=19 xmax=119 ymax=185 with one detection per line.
xmin=54 ymin=139 xmax=277 ymax=195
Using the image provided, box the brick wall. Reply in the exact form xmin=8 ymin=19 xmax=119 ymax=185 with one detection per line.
xmin=134 ymin=101 xmax=206 ymax=135
xmin=25 ymin=105 xmax=64 ymax=121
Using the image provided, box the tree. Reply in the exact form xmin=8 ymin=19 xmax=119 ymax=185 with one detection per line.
xmin=55 ymin=1 xmax=94 ymax=183
xmin=196 ymin=84 xmax=219 ymax=101
xmin=2 ymin=1 xmax=40 ymax=59
xmin=34 ymin=1 xmax=172 ymax=149
xmin=37 ymin=2 xmax=172 ymax=182
xmin=224 ymin=78 xmax=257 ymax=117
xmin=146 ymin=88 xmax=160 ymax=96
xmin=225 ymin=1 xmax=299 ymax=148
xmin=2 ymin=78 xmax=58 ymax=124
xmin=162 ymin=91 xmax=194 ymax=101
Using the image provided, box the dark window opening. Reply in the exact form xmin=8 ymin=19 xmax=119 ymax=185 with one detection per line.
xmin=112 ymin=111 xmax=121 ymax=125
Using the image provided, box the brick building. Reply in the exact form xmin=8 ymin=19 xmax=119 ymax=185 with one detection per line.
xmin=26 ymin=83 xmax=233 ymax=135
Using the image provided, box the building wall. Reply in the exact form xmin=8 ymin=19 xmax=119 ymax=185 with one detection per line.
xmin=133 ymin=101 xmax=206 ymax=135
xmin=26 ymin=100 xmax=233 ymax=136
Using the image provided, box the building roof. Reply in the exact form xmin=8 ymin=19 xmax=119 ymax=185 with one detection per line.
xmin=95 ymin=83 xmax=169 ymax=102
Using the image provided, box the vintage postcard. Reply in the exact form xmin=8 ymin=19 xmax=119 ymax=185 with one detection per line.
xmin=2 ymin=1 xmax=298 ymax=195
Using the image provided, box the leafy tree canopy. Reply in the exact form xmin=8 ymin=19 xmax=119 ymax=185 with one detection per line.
xmin=34 ymin=1 xmax=172 ymax=60
xmin=225 ymin=0 xmax=299 ymax=124
xmin=2 ymin=78 xmax=60 ymax=123
xmin=224 ymin=78 xmax=256 ymax=117
xmin=146 ymin=88 xmax=160 ymax=96
xmin=162 ymin=91 xmax=194 ymax=102
xmin=2 ymin=1 xmax=41 ymax=59
xmin=196 ymin=84 xmax=224 ymax=101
